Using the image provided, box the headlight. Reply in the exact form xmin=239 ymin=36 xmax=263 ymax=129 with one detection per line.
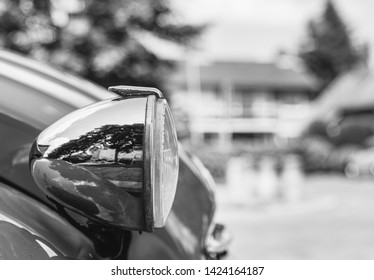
xmin=30 ymin=86 xmax=179 ymax=232
xmin=144 ymin=94 xmax=179 ymax=228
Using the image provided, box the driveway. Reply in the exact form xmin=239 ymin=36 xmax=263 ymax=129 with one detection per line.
xmin=216 ymin=174 xmax=374 ymax=259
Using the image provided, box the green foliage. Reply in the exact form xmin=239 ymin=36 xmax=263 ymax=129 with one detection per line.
xmin=0 ymin=0 xmax=203 ymax=94
xmin=299 ymin=0 xmax=369 ymax=89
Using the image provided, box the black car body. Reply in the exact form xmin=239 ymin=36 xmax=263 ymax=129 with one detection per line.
xmin=0 ymin=50 xmax=226 ymax=259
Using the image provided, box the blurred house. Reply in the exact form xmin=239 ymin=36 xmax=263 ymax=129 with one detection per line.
xmin=170 ymin=60 xmax=317 ymax=147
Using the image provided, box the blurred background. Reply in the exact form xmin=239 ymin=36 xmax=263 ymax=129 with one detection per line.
xmin=2 ymin=0 xmax=374 ymax=259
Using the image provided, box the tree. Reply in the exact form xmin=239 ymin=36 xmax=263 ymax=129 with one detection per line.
xmin=299 ymin=0 xmax=369 ymax=89
xmin=0 ymin=0 xmax=203 ymax=94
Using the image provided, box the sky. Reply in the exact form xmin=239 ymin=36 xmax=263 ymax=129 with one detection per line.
xmin=168 ymin=0 xmax=374 ymax=65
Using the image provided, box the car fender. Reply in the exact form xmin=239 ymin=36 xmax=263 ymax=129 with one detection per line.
xmin=127 ymin=147 xmax=216 ymax=259
xmin=0 ymin=182 xmax=97 ymax=259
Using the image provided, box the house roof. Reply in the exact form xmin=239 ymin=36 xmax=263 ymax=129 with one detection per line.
xmin=172 ymin=61 xmax=317 ymax=91
xmin=310 ymin=65 xmax=373 ymax=121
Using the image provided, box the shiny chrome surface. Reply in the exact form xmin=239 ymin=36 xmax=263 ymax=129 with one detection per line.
xmin=109 ymin=85 xmax=163 ymax=98
xmin=30 ymin=92 xmax=179 ymax=232
xmin=30 ymin=97 xmax=149 ymax=231
xmin=0 ymin=182 xmax=96 ymax=259
xmin=205 ymin=223 xmax=232 ymax=259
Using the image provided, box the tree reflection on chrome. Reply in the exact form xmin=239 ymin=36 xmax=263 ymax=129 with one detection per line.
xmin=47 ymin=123 xmax=144 ymax=165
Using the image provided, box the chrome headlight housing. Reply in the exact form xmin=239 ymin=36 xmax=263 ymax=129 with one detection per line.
xmin=30 ymin=86 xmax=179 ymax=232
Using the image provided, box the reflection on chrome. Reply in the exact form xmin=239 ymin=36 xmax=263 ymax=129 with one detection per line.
xmin=47 ymin=124 xmax=144 ymax=164
xmin=30 ymin=92 xmax=179 ymax=232
xmin=45 ymin=123 xmax=145 ymax=192
xmin=30 ymin=97 xmax=149 ymax=231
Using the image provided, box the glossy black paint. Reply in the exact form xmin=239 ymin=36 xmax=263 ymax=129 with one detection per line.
xmin=0 ymin=182 xmax=96 ymax=259
xmin=127 ymin=148 xmax=215 ymax=259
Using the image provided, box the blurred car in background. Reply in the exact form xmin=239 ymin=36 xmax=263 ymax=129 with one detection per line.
xmin=302 ymin=106 xmax=374 ymax=175
xmin=0 ymin=50 xmax=230 ymax=259
xmin=344 ymin=148 xmax=374 ymax=177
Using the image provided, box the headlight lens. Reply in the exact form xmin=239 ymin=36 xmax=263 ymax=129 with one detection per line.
xmin=144 ymin=96 xmax=179 ymax=229
xmin=154 ymin=102 xmax=179 ymax=227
